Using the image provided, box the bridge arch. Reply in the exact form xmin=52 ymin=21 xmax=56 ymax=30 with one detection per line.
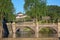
xmin=39 ymin=27 xmax=57 ymax=37
xmin=39 ymin=25 xmax=58 ymax=32
xmin=21 ymin=26 xmax=35 ymax=37
xmin=23 ymin=27 xmax=35 ymax=33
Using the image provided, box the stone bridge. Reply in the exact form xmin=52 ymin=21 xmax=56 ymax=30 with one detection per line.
xmin=11 ymin=22 xmax=58 ymax=38
xmin=5 ymin=22 xmax=60 ymax=38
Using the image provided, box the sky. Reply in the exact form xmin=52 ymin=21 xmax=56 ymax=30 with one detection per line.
xmin=12 ymin=0 xmax=60 ymax=13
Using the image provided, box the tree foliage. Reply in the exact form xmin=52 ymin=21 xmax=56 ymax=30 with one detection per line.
xmin=47 ymin=5 xmax=60 ymax=22
xmin=24 ymin=0 xmax=47 ymax=20
xmin=0 ymin=0 xmax=15 ymax=21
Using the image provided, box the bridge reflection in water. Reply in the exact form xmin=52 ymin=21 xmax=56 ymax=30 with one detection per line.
xmin=7 ymin=32 xmax=57 ymax=38
xmin=8 ymin=31 xmax=57 ymax=38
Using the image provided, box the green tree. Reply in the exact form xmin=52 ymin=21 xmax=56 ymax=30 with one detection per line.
xmin=0 ymin=0 xmax=15 ymax=22
xmin=0 ymin=0 xmax=15 ymax=37
xmin=24 ymin=0 xmax=47 ymax=20
xmin=24 ymin=0 xmax=47 ymax=37
xmin=47 ymin=5 xmax=60 ymax=23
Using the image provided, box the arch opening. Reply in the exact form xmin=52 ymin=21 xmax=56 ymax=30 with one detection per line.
xmin=39 ymin=27 xmax=57 ymax=37
xmin=21 ymin=27 xmax=35 ymax=38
